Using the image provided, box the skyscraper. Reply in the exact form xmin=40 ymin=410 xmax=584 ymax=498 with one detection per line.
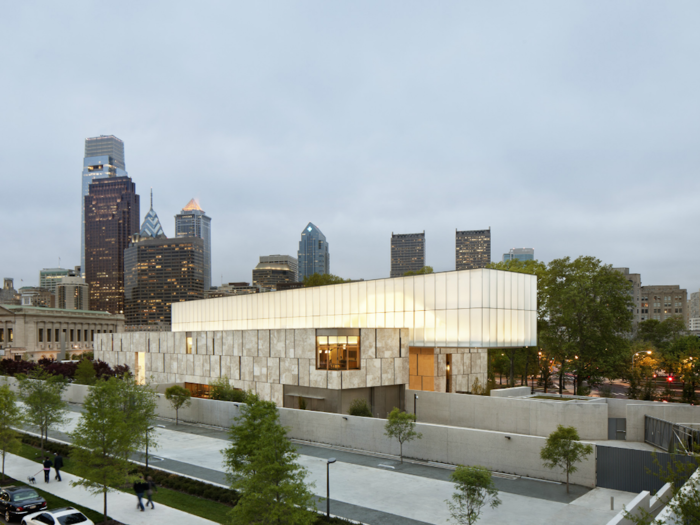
xmin=39 ymin=268 xmax=77 ymax=294
xmin=175 ymin=199 xmax=212 ymax=290
xmin=297 ymin=222 xmax=329 ymax=281
xmin=81 ymin=136 xmax=127 ymax=277
xmin=455 ymin=228 xmax=491 ymax=270
xmin=390 ymin=232 xmax=425 ymax=277
xmin=252 ymin=255 xmax=297 ymax=290
xmin=84 ymin=176 xmax=140 ymax=314
xmin=125 ymin=200 xmax=203 ymax=328
xmin=502 ymin=248 xmax=534 ymax=262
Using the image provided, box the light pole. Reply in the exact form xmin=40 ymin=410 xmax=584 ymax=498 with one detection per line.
xmin=413 ymin=393 xmax=418 ymax=419
xmin=326 ymin=458 xmax=336 ymax=519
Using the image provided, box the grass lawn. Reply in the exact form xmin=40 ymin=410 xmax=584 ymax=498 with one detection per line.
xmin=0 ymin=477 xmax=106 ymax=524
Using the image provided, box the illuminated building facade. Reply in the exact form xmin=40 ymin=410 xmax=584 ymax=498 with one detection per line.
xmin=390 ymin=232 xmax=425 ymax=277
xmin=297 ymin=222 xmax=329 ymax=281
xmin=175 ymin=199 xmax=211 ymax=290
xmin=456 ymin=228 xmax=491 ymax=270
xmin=81 ymin=136 xmax=127 ymax=276
xmin=84 ymin=176 xmax=140 ymax=314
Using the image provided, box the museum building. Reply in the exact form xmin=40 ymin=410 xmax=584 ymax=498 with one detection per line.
xmin=94 ymin=268 xmax=537 ymax=415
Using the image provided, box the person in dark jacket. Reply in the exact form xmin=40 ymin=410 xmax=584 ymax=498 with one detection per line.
xmin=145 ymin=475 xmax=157 ymax=509
xmin=53 ymin=453 xmax=64 ymax=482
xmin=42 ymin=457 xmax=52 ymax=483
xmin=133 ymin=476 xmax=146 ymax=511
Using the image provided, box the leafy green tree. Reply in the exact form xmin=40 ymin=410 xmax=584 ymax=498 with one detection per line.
xmin=404 ymin=266 xmax=434 ymax=276
xmin=384 ymin=407 xmax=422 ymax=463
xmin=348 ymin=398 xmax=372 ymax=417
xmin=222 ymin=393 xmax=316 ymax=525
xmin=446 ymin=465 xmax=501 ymax=525
xmin=209 ymin=376 xmax=247 ymax=402
xmin=165 ymin=385 xmax=192 ymax=425
xmin=540 ymin=425 xmax=593 ymax=493
xmin=302 ymin=273 xmax=350 ymax=287
xmin=0 ymin=383 xmax=22 ymax=481
xmin=70 ymin=377 xmax=148 ymax=524
xmin=120 ymin=377 xmax=158 ymax=466
xmin=17 ymin=368 xmax=68 ymax=456
xmin=74 ymin=358 xmax=97 ymax=385
xmin=637 ymin=317 xmax=686 ymax=355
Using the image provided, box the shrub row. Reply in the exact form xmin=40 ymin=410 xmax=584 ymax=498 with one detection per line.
xmin=0 ymin=357 xmax=130 ymax=380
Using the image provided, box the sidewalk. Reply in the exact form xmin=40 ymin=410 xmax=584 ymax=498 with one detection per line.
xmin=2 ymin=453 xmax=217 ymax=525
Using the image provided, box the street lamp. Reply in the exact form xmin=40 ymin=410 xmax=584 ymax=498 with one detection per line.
xmin=326 ymin=458 xmax=336 ymax=519
xmin=413 ymin=393 xmax=419 ymax=419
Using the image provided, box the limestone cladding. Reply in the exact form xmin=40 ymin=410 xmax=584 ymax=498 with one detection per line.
xmin=94 ymin=328 xmax=488 ymax=405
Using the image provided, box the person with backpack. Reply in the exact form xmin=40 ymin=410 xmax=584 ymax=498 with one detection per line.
xmin=145 ymin=475 xmax=157 ymax=509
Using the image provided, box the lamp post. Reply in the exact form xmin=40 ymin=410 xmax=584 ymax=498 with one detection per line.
xmin=326 ymin=458 xmax=336 ymax=519
xmin=413 ymin=393 xmax=418 ymax=419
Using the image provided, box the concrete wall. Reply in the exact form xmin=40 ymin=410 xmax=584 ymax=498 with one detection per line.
xmin=405 ymin=389 xmax=608 ymax=440
xmin=490 ymin=386 xmax=532 ymax=398
xmin=626 ymin=403 xmax=700 ymax=442
xmin=606 ymin=491 xmax=651 ymax=525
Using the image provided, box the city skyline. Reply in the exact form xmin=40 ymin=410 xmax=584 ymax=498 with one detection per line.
xmin=2 ymin=3 xmax=700 ymax=293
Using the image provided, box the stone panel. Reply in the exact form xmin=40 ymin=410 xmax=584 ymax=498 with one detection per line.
xmin=437 ymin=354 xmax=446 ymax=378
xmin=210 ymin=356 xmax=221 ymax=378
xmin=196 ymin=332 xmax=207 ymax=354
xmin=285 ymin=330 xmax=296 ymax=358
xmin=270 ymin=330 xmax=285 ymax=358
xmin=400 ymin=329 xmax=409 ymax=357
xmin=243 ymin=331 xmax=258 ymax=356
xmin=221 ymin=356 xmax=231 ymax=378
xmin=295 ymin=329 xmax=315 ymax=359
xmin=381 ymin=358 xmax=395 ymax=385
xmin=148 ymin=333 xmax=159 ymax=353
xmin=298 ymin=358 xmax=310 ymax=387
xmin=255 ymin=381 xmax=271 ymax=402
xmin=360 ymin=329 xmax=376 ymax=359
xmin=328 ymin=371 xmax=341 ymax=390
xmin=233 ymin=331 xmax=243 ymax=356
xmin=206 ymin=331 xmax=215 ymax=355
xmin=268 ymin=357 xmax=280 ymax=383
xmin=395 ymin=357 xmax=409 ymax=385
xmin=342 ymin=370 xmax=366 ymax=389
xmin=186 ymin=355 xmax=195 ymax=375
xmin=366 ymin=359 xmax=382 ymax=387
xmin=309 ymin=366 xmax=327 ymax=389
xmin=174 ymin=332 xmax=186 ymax=354
xmin=253 ymin=356 xmax=268 ymax=383
xmin=194 ymin=355 xmax=204 ymax=377
xmin=222 ymin=331 xmax=234 ymax=355
xmin=270 ymin=383 xmax=284 ymax=406
xmin=434 ymin=375 xmax=446 ymax=393
xmin=258 ymin=330 xmax=270 ymax=357
xmin=451 ymin=354 xmax=464 ymax=376
xmin=132 ymin=332 xmax=146 ymax=352
xmin=214 ymin=332 xmax=223 ymax=355
xmin=376 ymin=328 xmax=400 ymax=359
xmin=230 ymin=356 xmax=241 ymax=380
xmin=280 ymin=358 xmax=299 ymax=385
xmin=240 ymin=356 xmax=254 ymax=382
xmin=176 ymin=355 xmax=185 ymax=375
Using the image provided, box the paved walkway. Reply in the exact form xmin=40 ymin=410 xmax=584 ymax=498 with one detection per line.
xmin=2 ymin=453 xmax=217 ymax=525
xmin=25 ymin=405 xmax=640 ymax=525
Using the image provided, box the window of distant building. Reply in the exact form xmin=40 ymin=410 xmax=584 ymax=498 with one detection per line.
xmin=38 ymin=329 xmax=43 ymax=343
xmin=316 ymin=329 xmax=360 ymax=371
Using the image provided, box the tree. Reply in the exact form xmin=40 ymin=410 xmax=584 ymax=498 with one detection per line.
xmin=222 ymin=394 xmax=316 ymax=525
xmin=70 ymin=377 xmax=150 ymax=524
xmin=165 ymin=385 xmax=191 ymax=425
xmin=17 ymin=369 xmax=68 ymax=456
xmin=446 ymin=465 xmax=501 ymax=525
xmin=540 ymin=425 xmax=593 ymax=493
xmin=404 ymin=266 xmax=434 ymax=276
xmin=209 ymin=376 xmax=247 ymax=402
xmin=74 ymin=358 xmax=97 ymax=385
xmin=120 ymin=377 xmax=158 ymax=467
xmin=0 ymin=383 xmax=22 ymax=481
xmin=348 ymin=398 xmax=372 ymax=417
xmin=302 ymin=273 xmax=350 ymax=287
xmin=384 ymin=407 xmax=422 ymax=463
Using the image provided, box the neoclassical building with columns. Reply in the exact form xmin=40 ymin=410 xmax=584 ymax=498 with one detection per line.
xmin=95 ymin=268 xmax=536 ymax=416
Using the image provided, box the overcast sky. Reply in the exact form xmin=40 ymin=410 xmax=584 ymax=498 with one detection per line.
xmin=1 ymin=2 xmax=699 ymax=291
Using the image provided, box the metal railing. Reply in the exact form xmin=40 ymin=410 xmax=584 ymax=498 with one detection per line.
xmin=645 ymin=415 xmax=700 ymax=454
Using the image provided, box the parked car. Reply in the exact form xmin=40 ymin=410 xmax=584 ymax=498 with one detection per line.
xmin=0 ymin=486 xmax=47 ymax=523
xmin=21 ymin=508 xmax=92 ymax=525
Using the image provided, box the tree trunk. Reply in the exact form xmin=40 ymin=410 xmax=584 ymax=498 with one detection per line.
xmin=400 ymin=441 xmax=403 ymax=464
xmin=104 ymin=486 xmax=108 ymax=525
xmin=509 ymin=349 xmax=515 ymax=387
xmin=524 ymin=353 xmax=529 ymax=387
xmin=559 ymin=366 xmax=564 ymax=395
xmin=176 ymin=408 xmax=179 ymax=426
xmin=566 ymin=470 xmax=569 ymax=494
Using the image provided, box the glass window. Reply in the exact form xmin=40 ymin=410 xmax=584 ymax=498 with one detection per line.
xmin=0 ymin=329 xmax=3 ymax=343
xmin=8 ymin=328 xmax=12 ymax=343
xmin=38 ymin=329 xmax=43 ymax=343
xmin=70 ymin=329 xmax=74 ymax=342
xmin=77 ymin=330 xmax=81 ymax=342
xmin=91 ymin=330 xmax=94 ymax=341
xmin=55 ymin=329 xmax=59 ymax=342
xmin=47 ymin=329 xmax=52 ymax=342
xmin=186 ymin=332 xmax=193 ymax=354
xmin=316 ymin=332 xmax=360 ymax=371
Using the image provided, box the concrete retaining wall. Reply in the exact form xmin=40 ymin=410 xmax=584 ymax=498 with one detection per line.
xmin=626 ymin=403 xmax=700 ymax=442
xmin=406 ymin=389 xmax=608 ymax=440
xmin=490 ymin=386 xmax=532 ymax=397
xmin=606 ymin=491 xmax=651 ymax=525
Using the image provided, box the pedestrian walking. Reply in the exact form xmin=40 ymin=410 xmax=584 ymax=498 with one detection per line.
xmin=133 ymin=476 xmax=146 ymax=511
xmin=53 ymin=453 xmax=64 ymax=482
xmin=42 ymin=457 xmax=52 ymax=484
xmin=146 ymin=475 xmax=157 ymax=509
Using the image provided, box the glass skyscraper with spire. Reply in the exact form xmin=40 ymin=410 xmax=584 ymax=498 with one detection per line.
xmin=81 ymin=135 xmax=127 ymax=277
xmin=175 ymin=199 xmax=212 ymax=290
xmin=297 ymin=222 xmax=329 ymax=281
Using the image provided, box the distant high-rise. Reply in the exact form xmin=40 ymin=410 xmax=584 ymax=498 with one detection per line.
xmin=259 ymin=255 xmax=298 ymax=280
xmin=175 ymin=199 xmax=211 ymax=290
xmin=253 ymin=255 xmax=297 ymax=290
xmin=84 ymin=176 xmax=140 ymax=314
xmin=390 ymin=232 xmax=425 ymax=277
xmin=81 ymin=135 xmax=127 ymax=277
xmin=456 ymin=228 xmax=491 ymax=270
xmin=40 ymin=268 xmax=77 ymax=294
xmin=57 ymin=276 xmax=89 ymax=311
xmin=502 ymin=248 xmax=534 ymax=263
xmin=124 ymin=203 xmax=204 ymax=328
xmin=297 ymin=223 xmax=329 ymax=281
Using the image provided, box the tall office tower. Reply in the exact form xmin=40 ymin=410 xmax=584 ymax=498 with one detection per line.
xmin=253 ymin=256 xmax=297 ymax=290
xmin=390 ymin=232 xmax=425 ymax=278
xmin=259 ymin=255 xmax=298 ymax=281
xmin=84 ymin=176 xmax=140 ymax=314
xmin=297 ymin=222 xmax=329 ymax=281
xmin=57 ymin=276 xmax=89 ymax=311
xmin=39 ymin=268 xmax=77 ymax=294
xmin=124 ymin=208 xmax=204 ymax=327
xmin=455 ymin=228 xmax=491 ymax=270
xmin=689 ymin=291 xmax=700 ymax=320
xmin=613 ymin=267 xmax=642 ymax=331
xmin=502 ymin=248 xmax=535 ymax=262
xmin=81 ymin=135 xmax=127 ymax=277
xmin=640 ymin=285 xmax=688 ymax=326
xmin=175 ymin=199 xmax=212 ymax=290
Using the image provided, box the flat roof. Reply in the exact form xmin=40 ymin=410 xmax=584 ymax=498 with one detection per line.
xmin=0 ymin=305 xmax=122 ymax=317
